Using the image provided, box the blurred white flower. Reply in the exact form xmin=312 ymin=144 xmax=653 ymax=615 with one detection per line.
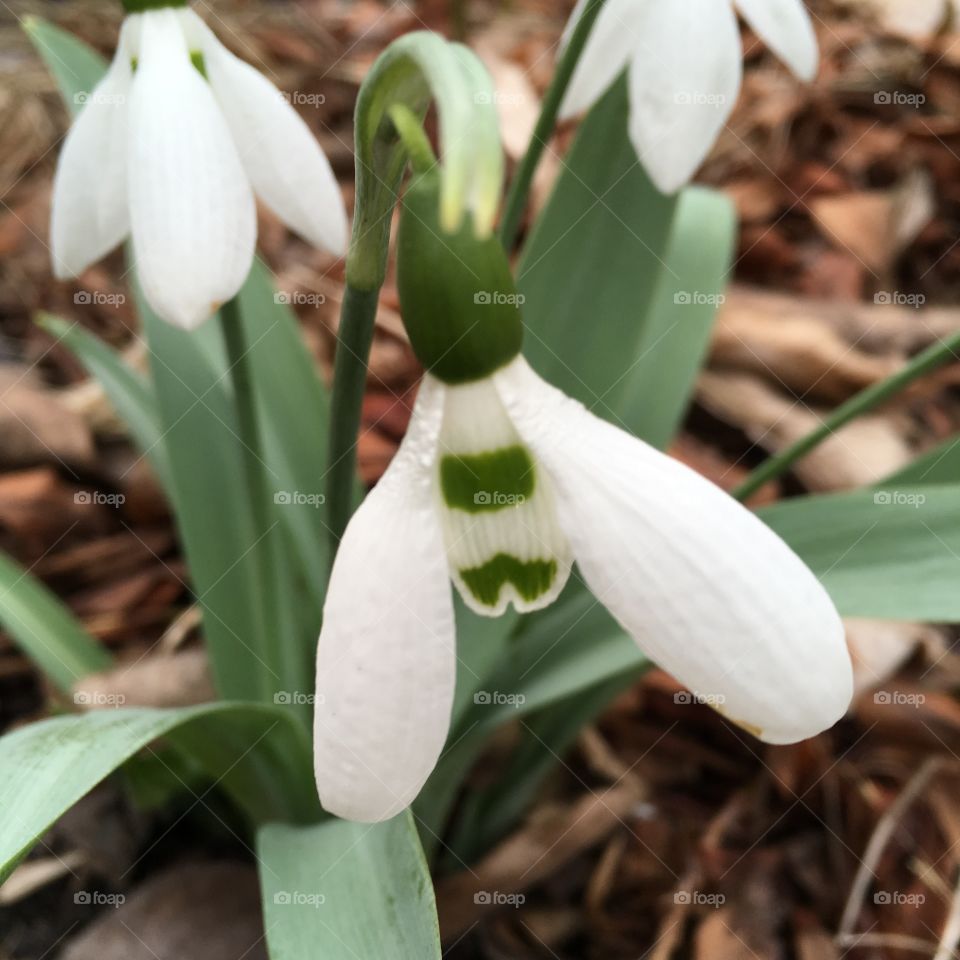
xmin=559 ymin=0 xmax=819 ymax=193
xmin=313 ymin=354 xmax=853 ymax=823
xmin=51 ymin=5 xmax=348 ymax=329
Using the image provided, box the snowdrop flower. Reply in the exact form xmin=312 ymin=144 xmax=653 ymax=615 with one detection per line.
xmin=313 ymin=171 xmax=853 ymax=823
xmin=559 ymin=0 xmax=819 ymax=193
xmin=51 ymin=2 xmax=348 ymax=329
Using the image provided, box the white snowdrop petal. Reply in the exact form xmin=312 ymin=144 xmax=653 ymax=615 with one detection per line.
xmin=50 ymin=28 xmax=134 ymax=279
xmin=436 ymin=376 xmax=572 ymax=617
xmin=494 ymin=357 xmax=853 ymax=744
xmin=188 ymin=9 xmax=348 ymax=256
xmin=626 ymin=0 xmax=742 ymax=193
xmin=736 ymin=0 xmax=819 ymax=81
xmin=559 ymin=0 xmax=646 ymax=120
xmin=314 ymin=377 xmax=456 ymax=823
xmin=127 ymin=8 xmax=255 ymax=329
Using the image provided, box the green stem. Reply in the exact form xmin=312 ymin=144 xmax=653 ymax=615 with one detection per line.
xmin=387 ymin=104 xmax=437 ymax=175
xmin=220 ymin=298 xmax=297 ymax=710
xmin=498 ymin=0 xmax=609 ymax=250
xmin=327 ymin=285 xmax=381 ymax=550
xmin=733 ymin=331 xmax=960 ymax=502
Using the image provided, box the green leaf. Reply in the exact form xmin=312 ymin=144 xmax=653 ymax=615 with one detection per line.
xmin=23 ymin=16 xmax=108 ymax=118
xmin=37 ymin=314 xmax=173 ymax=494
xmin=0 ymin=703 xmax=318 ymax=882
xmin=760 ymin=485 xmax=960 ymax=621
xmin=0 ymin=549 xmax=111 ymax=693
xmin=517 ymin=77 xmax=679 ymax=428
xmin=258 ymin=814 xmax=441 ymax=960
xmin=617 ymin=186 xmax=736 ymax=448
xmin=135 ymin=282 xmax=270 ymax=703
xmin=882 ymin=436 xmax=960 ymax=486
xmin=237 ymin=261 xmax=331 ymax=615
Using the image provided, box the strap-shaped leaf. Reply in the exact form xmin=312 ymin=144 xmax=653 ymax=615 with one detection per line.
xmin=760 ymin=485 xmax=960 ymax=621
xmin=0 ymin=549 xmax=111 ymax=693
xmin=257 ymin=814 xmax=441 ymax=960
xmin=0 ymin=703 xmax=317 ymax=883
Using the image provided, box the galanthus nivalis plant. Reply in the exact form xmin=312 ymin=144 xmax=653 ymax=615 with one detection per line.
xmin=560 ymin=0 xmax=819 ymax=193
xmin=313 ymin=170 xmax=855 ymax=824
xmin=50 ymin=0 xmax=348 ymax=329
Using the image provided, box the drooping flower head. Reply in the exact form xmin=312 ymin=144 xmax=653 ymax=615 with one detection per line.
xmin=560 ymin=0 xmax=819 ymax=193
xmin=313 ymin=169 xmax=853 ymax=823
xmin=51 ymin=0 xmax=348 ymax=328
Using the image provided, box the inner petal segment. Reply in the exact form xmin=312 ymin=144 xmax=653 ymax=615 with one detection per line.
xmin=436 ymin=377 xmax=572 ymax=616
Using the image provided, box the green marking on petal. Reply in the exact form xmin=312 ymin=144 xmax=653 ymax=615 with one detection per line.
xmin=440 ymin=445 xmax=535 ymax=513
xmin=122 ymin=0 xmax=188 ymax=11
xmin=190 ymin=50 xmax=207 ymax=78
xmin=460 ymin=554 xmax=558 ymax=608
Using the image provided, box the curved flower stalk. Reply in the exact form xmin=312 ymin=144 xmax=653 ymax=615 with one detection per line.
xmin=327 ymin=32 xmax=504 ymax=546
xmin=313 ymin=171 xmax=854 ymax=824
xmin=559 ymin=0 xmax=819 ymax=194
xmin=51 ymin=0 xmax=347 ymax=329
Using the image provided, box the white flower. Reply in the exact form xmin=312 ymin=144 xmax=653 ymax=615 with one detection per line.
xmin=51 ymin=5 xmax=348 ymax=329
xmin=313 ymin=355 xmax=853 ymax=823
xmin=559 ymin=0 xmax=819 ymax=194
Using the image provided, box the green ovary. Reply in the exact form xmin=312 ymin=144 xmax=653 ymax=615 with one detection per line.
xmin=440 ymin=445 xmax=535 ymax=513
xmin=459 ymin=554 xmax=558 ymax=608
